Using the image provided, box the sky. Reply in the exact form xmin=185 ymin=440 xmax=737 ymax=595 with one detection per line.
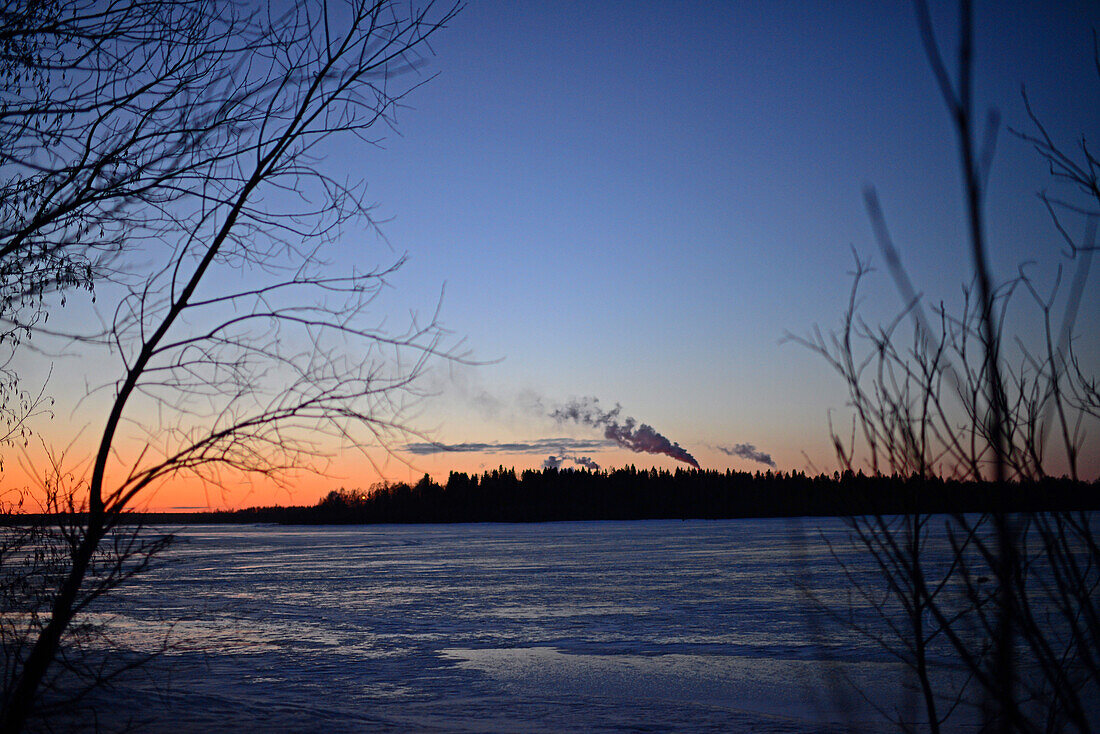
xmin=9 ymin=1 xmax=1100 ymax=509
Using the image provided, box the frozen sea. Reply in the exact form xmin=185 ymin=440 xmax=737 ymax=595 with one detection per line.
xmin=75 ymin=519 xmax=961 ymax=732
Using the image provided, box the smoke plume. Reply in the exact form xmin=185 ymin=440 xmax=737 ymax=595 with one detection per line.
xmin=543 ymin=454 xmax=601 ymax=471
xmin=551 ymin=397 xmax=700 ymax=469
xmin=716 ymin=443 xmax=776 ymax=468
xmin=573 ymin=456 xmax=601 ymax=470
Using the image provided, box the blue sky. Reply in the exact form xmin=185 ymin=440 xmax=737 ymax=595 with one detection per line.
xmin=322 ymin=1 xmax=1099 ymax=482
xmin=15 ymin=1 xmax=1100 ymax=507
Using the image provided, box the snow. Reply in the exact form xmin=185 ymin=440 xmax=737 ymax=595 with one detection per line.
xmin=65 ymin=519 xmax=970 ymax=731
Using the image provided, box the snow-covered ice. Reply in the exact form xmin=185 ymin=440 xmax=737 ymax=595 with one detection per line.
xmin=70 ymin=519 xmax=963 ymax=731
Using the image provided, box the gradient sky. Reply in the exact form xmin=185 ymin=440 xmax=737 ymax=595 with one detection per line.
xmin=11 ymin=1 xmax=1100 ymax=509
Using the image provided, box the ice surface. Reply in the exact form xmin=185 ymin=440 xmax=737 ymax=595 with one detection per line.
xmin=59 ymin=519 xmax=978 ymax=731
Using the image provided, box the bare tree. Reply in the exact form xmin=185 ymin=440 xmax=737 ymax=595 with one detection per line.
xmin=0 ymin=0 xmax=460 ymax=729
xmin=1 ymin=462 xmax=173 ymax=730
xmin=793 ymin=1 xmax=1099 ymax=731
xmin=1 ymin=0 xmax=254 ymax=472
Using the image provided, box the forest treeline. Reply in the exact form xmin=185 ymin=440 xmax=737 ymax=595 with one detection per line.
xmin=127 ymin=466 xmax=1099 ymax=525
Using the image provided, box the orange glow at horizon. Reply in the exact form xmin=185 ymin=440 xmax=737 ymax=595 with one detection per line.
xmin=19 ymin=415 xmax=1092 ymax=513
xmin=3 ymin=436 xmax=837 ymax=512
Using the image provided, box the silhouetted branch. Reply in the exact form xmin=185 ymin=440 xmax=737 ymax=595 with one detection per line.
xmin=797 ymin=3 xmax=1099 ymax=730
xmin=0 ymin=0 xmax=462 ymax=729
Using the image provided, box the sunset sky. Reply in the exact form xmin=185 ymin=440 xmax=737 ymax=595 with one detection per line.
xmin=11 ymin=1 xmax=1100 ymax=510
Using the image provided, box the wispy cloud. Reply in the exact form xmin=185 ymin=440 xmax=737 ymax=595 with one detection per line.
xmin=403 ymin=437 xmax=614 ymax=455
xmin=715 ymin=443 xmax=776 ymax=468
xmin=552 ymin=397 xmax=700 ymax=469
